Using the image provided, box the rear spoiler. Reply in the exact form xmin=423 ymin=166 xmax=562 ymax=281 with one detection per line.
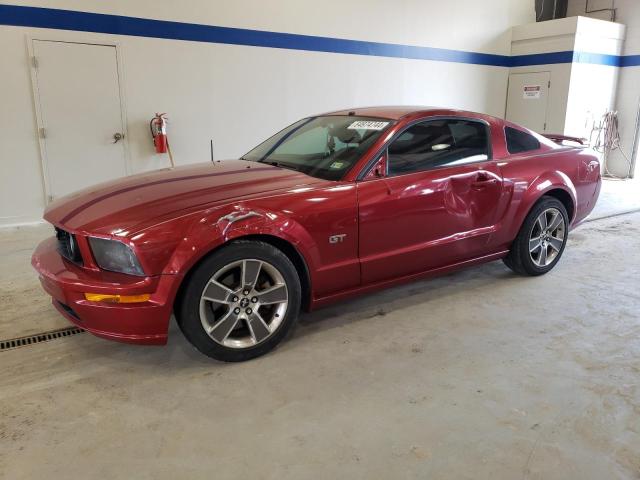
xmin=542 ymin=133 xmax=587 ymax=146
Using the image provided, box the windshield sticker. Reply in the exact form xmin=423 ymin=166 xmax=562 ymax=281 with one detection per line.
xmin=347 ymin=121 xmax=389 ymax=131
xmin=329 ymin=161 xmax=346 ymax=169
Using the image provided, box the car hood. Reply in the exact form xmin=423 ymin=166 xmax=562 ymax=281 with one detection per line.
xmin=44 ymin=159 xmax=323 ymax=236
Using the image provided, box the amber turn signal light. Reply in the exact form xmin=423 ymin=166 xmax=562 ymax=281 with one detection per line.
xmin=84 ymin=293 xmax=151 ymax=303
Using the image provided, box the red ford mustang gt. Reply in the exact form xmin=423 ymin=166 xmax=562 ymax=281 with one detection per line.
xmin=32 ymin=107 xmax=601 ymax=361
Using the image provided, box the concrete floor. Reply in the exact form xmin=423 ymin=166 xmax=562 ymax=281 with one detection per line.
xmin=1 ymin=181 xmax=639 ymax=478
xmin=590 ymin=177 xmax=640 ymax=220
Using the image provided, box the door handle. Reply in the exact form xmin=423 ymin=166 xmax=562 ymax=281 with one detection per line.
xmin=471 ymin=172 xmax=498 ymax=188
xmin=113 ymin=132 xmax=124 ymax=143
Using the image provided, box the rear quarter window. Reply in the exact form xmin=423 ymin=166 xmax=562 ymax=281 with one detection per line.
xmin=505 ymin=126 xmax=541 ymax=154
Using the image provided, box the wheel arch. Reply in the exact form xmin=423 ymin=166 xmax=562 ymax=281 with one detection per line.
xmin=543 ymin=188 xmax=575 ymax=222
xmin=173 ymin=233 xmax=313 ymax=318
xmin=234 ymin=234 xmax=312 ymax=311
xmin=507 ymin=172 xmax=577 ymax=241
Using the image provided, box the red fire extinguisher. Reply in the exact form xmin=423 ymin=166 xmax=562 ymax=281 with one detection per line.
xmin=150 ymin=113 xmax=168 ymax=153
xmin=150 ymin=113 xmax=174 ymax=167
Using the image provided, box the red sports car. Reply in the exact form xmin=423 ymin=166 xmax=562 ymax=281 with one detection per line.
xmin=32 ymin=107 xmax=601 ymax=361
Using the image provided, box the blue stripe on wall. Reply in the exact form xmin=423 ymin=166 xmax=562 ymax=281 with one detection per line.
xmin=0 ymin=4 xmax=512 ymax=66
xmin=510 ymin=51 xmax=575 ymax=67
xmin=621 ymin=55 xmax=640 ymax=67
xmin=0 ymin=4 xmax=637 ymax=68
xmin=572 ymin=51 xmax=622 ymax=67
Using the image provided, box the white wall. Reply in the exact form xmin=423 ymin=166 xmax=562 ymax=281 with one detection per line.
xmin=568 ymin=0 xmax=640 ymax=177
xmin=0 ymin=0 xmax=535 ymax=227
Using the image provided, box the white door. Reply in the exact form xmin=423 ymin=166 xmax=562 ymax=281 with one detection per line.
xmin=505 ymin=71 xmax=551 ymax=133
xmin=32 ymin=40 xmax=127 ymax=201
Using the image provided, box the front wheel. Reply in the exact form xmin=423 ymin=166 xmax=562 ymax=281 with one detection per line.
xmin=503 ymin=196 xmax=569 ymax=276
xmin=177 ymin=240 xmax=301 ymax=362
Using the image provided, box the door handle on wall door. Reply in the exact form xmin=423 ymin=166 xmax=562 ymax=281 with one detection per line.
xmin=113 ymin=132 xmax=124 ymax=143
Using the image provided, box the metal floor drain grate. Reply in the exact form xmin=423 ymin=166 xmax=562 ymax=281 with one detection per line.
xmin=0 ymin=327 xmax=85 ymax=351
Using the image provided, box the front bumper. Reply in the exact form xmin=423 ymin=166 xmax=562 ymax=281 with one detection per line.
xmin=32 ymin=237 xmax=179 ymax=345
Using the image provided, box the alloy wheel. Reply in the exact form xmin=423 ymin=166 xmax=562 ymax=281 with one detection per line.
xmin=199 ymin=259 xmax=289 ymax=348
xmin=528 ymin=207 xmax=566 ymax=267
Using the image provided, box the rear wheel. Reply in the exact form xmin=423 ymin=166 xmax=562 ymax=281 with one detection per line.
xmin=504 ymin=196 xmax=569 ymax=276
xmin=177 ymin=241 xmax=301 ymax=361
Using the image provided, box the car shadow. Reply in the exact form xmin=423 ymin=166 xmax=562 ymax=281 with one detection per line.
xmin=68 ymin=259 xmax=517 ymax=370
xmin=292 ymin=260 xmax=515 ymax=340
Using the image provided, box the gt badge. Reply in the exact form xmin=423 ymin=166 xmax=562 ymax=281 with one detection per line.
xmin=329 ymin=234 xmax=346 ymax=244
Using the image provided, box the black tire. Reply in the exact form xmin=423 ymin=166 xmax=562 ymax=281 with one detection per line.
xmin=176 ymin=240 xmax=301 ymax=362
xmin=503 ymin=196 xmax=569 ymax=276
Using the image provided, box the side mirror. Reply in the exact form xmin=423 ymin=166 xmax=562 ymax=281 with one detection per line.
xmin=364 ymin=153 xmax=387 ymax=180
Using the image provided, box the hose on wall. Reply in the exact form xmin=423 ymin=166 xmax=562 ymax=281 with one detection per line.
xmin=590 ymin=111 xmax=632 ymax=179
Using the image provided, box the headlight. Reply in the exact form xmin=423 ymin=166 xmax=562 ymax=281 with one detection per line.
xmin=88 ymin=237 xmax=145 ymax=276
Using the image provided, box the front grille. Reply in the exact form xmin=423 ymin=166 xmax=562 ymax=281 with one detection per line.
xmin=55 ymin=227 xmax=83 ymax=265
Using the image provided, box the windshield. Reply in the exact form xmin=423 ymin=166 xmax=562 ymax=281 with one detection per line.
xmin=242 ymin=115 xmax=393 ymax=180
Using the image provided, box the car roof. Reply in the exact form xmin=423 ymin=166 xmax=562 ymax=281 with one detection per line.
xmin=323 ymin=106 xmax=499 ymax=123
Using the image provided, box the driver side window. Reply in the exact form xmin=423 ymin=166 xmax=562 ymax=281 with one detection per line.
xmin=388 ymin=119 xmax=490 ymax=176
